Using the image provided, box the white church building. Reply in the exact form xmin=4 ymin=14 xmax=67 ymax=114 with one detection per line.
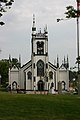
xmin=9 ymin=15 xmax=69 ymax=94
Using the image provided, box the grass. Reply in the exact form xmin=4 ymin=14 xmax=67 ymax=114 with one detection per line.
xmin=0 ymin=92 xmax=80 ymax=120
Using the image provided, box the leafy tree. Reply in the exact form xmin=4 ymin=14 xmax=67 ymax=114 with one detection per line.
xmin=65 ymin=3 xmax=80 ymax=69
xmin=0 ymin=59 xmax=9 ymax=86
xmin=11 ymin=58 xmax=20 ymax=68
xmin=57 ymin=5 xmax=78 ymax=22
xmin=0 ymin=58 xmax=19 ymax=87
xmin=0 ymin=0 xmax=14 ymax=25
xmin=65 ymin=6 xmax=77 ymax=18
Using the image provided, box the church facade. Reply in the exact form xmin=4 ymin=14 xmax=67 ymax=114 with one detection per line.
xmin=9 ymin=16 xmax=69 ymax=94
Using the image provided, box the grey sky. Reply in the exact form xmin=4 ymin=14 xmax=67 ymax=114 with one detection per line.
xmin=0 ymin=0 xmax=79 ymax=68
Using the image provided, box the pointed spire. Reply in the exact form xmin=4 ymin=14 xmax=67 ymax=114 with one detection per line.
xmin=44 ymin=24 xmax=48 ymax=35
xmin=39 ymin=28 xmax=41 ymax=33
xmin=67 ymin=55 xmax=69 ymax=68
xmin=9 ymin=54 xmax=12 ymax=68
xmin=9 ymin=54 xmax=11 ymax=62
xmin=64 ymin=56 xmax=66 ymax=65
xmin=33 ymin=14 xmax=35 ymax=27
xmin=19 ymin=54 xmax=21 ymax=67
xmin=64 ymin=56 xmax=66 ymax=68
xmin=32 ymin=14 xmax=36 ymax=34
xmin=57 ymin=55 xmax=59 ymax=68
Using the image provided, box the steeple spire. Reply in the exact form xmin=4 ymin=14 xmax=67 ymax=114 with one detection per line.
xmin=32 ymin=14 xmax=36 ymax=34
xmin=33 ymin=14 xmax=35 ymax=27
xmin=9 ymin=54 xmax=11 ymax=62
xmin=19 ymin=54 xmax=21 ymax=67
xmin=57 ymin=55 xmax=59 ymax=68
xmin=9 ymin=54 xmax=12 ymax=68
xmin=44 ymin=24 xmax=48 ymax=36
xmin=67 ymin=55 xmax=69 ymax=68
xmin=64 ymin=56 xmax=66 ymax=66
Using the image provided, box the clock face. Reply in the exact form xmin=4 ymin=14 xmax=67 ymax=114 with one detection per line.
xmin=37 ymin=61 xmax=43 ymax=68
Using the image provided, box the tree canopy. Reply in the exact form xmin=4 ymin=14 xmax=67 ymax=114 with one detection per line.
xmin=0 ymin=0 xmax=14 ymax=25
xmin=0 ymin=58 xmax=19 ymax=87
xmin=0 ymin=59 xmax=9 ymax=86
xmin=65 ymin=6 xmax=77 ymax=18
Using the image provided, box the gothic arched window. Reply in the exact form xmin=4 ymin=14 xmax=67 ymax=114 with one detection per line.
xmin=37 ymin=41 xmax=44 ymax=55
xmin=27 ymin=71 xmax=32 ymax=80
xmin=37 ymin=60 xmax=44 ymax=76
xmin=49 ymin=71 xmax=53 ymax=79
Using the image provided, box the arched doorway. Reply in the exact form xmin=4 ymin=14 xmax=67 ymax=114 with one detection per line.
xmin=12 ymin=81 xmax=17 ymax=90
xmin=62 ymin=81 xmax=66 ymax=90
xmin=38 ymin=80 xmax=44 ymax=91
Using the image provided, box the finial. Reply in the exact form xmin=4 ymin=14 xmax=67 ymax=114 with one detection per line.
xmin=33 ymin=14 xmax=35 ymax=27
xmin=67 ymin=55 xmax=69 ymax=68
xmin=40 ymin=28 xmax=41 ymax=33
xmin=67 ymin=55 xmax=69 ymax=62
xmin=19 ymin=54 xmax=21 ymax=67
xmin=57 ymin=55 xmax=59 ymax=68
xmin=64 ymin=56 xmax=66 ymax=65
xmin=9 ymin=54 xmax=11 ymax=62
xmin=44 ymin=24 xmax=48 ymax=34
xmin=9 ymin=54 xmax=12 ymax=68
xmin=32 ymin=14 xmax=36 ymax=33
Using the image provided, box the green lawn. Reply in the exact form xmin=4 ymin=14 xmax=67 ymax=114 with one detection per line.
xmin=0 ymin=92 xmax=80 ymax=120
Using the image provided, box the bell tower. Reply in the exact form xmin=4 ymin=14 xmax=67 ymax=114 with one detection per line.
xmin=31 ymin=15 xmax=49 ymax=91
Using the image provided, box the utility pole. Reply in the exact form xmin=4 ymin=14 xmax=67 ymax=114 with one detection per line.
xmin=76 ymin=0 xmax=80 ymax=94
xmin=57 ymin=1 xmax=80 ymax=94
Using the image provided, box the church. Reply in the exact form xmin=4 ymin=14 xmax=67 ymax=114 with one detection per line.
xmin=9 ymin=15 xmax=69 ymax=94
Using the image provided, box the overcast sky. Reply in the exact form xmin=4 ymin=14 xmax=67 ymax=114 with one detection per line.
xmin=0 ymin=0 xmax=79 ymax=68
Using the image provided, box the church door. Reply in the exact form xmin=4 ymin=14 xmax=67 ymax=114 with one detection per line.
xmin=38 ymin=80 xmax=44 ymax=91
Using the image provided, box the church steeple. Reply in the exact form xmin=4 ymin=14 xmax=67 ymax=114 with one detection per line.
xmin=32 ymin=14 xmax=36 ymax=34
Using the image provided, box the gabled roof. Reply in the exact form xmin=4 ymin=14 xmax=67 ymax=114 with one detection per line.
xmin=11 ymin=65 xmax=19 ymax=72
xmin=21 ymin=60 xmax=57 ymax=71
xmin=21 ymin=60 xmax=31 ymax=68
xmin=59 ymin=64 xmax=67 ymax=71
xmin=21 ymin=60 xmax=31 ymax=71
xmin=48 ymin=62 xmax=57 ymax=71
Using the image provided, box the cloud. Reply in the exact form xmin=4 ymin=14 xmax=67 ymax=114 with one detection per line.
xmin=0 ymin=0 xmax=77 ymax=67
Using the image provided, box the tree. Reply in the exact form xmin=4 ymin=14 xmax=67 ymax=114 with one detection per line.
xmin=0 ymin=58 xmax=19 ymax=87
xmin=0 ymin=0 xmax=14 ymax=26
xmin=0 ymin=59 xmax=9 ymax=86
xmin=65 ymin=6 xmax=77 ymax=18
xmin=11 ymin=58 xmax=20 ymax=68
xmin=65 ymin=1 xmax=80 ymax=94
xmin=57 ymin=5 xmax=78 ymax=22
